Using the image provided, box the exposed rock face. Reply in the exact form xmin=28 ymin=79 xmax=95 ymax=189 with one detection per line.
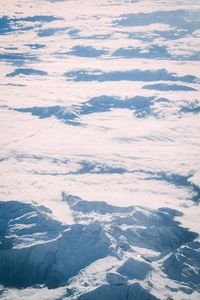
xmin=117 ymin=258 xmax=151 ymax=280
xmin=78 ymin=282 xmax=159 ymax=300
xmin=78 ymin=284 xmax=128 ymax=300
xmin=128 ymin=283 xmax=159 ymax=300
xmin=106 ymin=272 xmax=128 ymax=286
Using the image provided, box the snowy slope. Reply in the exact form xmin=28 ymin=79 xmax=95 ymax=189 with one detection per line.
xmin=0 ymin=196 xmax=199 ymax=299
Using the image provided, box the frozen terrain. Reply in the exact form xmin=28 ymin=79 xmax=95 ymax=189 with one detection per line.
xmin=0 ymin=0 xmax=200 ymax=299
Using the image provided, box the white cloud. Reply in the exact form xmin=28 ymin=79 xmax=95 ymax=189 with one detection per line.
xmin=0 ymin=0 xmax=200 ymax=297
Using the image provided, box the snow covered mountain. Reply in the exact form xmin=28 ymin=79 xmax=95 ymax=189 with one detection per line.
xmin=0 ymin=0 xmax=200 ymax=299
xmin=0 ymin=195 xmax=199 ymax=299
